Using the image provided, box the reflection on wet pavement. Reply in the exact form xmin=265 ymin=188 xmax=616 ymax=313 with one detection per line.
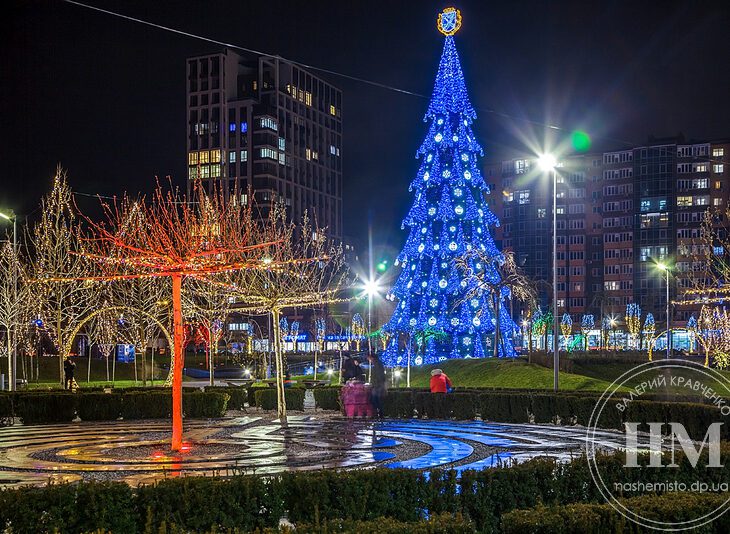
xmin=0 ymin=416 xmax=630 ymax=487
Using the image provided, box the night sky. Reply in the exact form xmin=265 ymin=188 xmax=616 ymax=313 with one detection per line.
xmin=3 ymin=0 xmax=730 ymax=252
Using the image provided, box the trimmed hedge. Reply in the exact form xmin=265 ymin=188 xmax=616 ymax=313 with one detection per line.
xmin=205 ymin=386 xmax=247 ymax=410
xmin=2 ymin=445 xmax=729 ymax=533
xmin=254 ymin=388 xmax=305 ymax=411
xmin=0 ymin=390 xmax=231 ymax=424
xmin=312 ymin=387 xmax=340 ymax=411
xmin=76 ymin=392 xmax=124 ymax=421
xmin=14 ymin=393 xmax=77 ymax=424
xmin=376 ymin=388 xmax=730 ymax=440
xmin=276 ymin=513 xmax=474 ymax=533
xmin=501 ymin=492 xmax=730 ymax=533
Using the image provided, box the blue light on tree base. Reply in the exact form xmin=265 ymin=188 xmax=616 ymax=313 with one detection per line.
xmin=382 ymin=10 xmax=517 ymax=366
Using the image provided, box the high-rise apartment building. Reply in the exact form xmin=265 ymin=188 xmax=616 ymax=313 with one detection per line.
xmin=488 ymin=136 xmax=730 ymax=334
xmin=186 ymin=50 xmax=343 ymax=239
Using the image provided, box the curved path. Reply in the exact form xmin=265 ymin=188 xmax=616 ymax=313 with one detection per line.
xmin=0 ymin=416 xmax=631 ymax=487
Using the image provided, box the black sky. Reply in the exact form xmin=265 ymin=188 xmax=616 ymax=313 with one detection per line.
xmin=3 ymin=0 xmax=730 ymax=250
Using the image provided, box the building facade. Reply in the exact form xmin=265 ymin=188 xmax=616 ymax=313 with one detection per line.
xmin=186 ymin=50 xmax=344 ymax=239
xmin=488 ymin=137 xmax=730 ymax=336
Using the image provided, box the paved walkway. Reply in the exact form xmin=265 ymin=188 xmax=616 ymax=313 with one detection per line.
xmin=0 ymin=416 xmax=631 ymax=487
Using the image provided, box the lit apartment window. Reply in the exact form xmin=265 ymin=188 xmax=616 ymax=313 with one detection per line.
xmin=259 ymin=117 xmax=278 ymax=131
xmin=259 ymin=148 xmax=277 ymax=160
xmin=229 ymin=152 xmax=236 ymax=163
xmin=714 ymin=198 xmax=723 ymax=206
xmin=240 ymin=193 xmax=248 ymax=205
xmin=278 ymin=138 xmax=286 ymax=150
xmin=715 ymin=181 xmax=723 ymax=190
xmin=694 ymin=196 xmax=709 ymax=206
xmin=537 ymin=208 xmax=546 ymax=218
xmin=516 ymin=190 xmax=530 ymax=204
xmin=713 ymin=164 xmax=724 ymax=173
xmin=200 ymin=165 xmax=210 ymax=179
xmin=188 ymin=152 xmax=198 ymax=165
xmin=713 ymin=148 xmax=725 ymax=157
xmin=240 ymin=122 xmax=248 ymax=133
xmin=188 ymin=167 xmax=199 ymax=180
xmin=199 ymin=151 xmax=209 ymax=164
xmin=211 ymin=164 xmax=221 ymax=178
xmin=556 ymin=299 xmax=565 ymax=308
xmin=677 ymin=196 xmax=692 ymax=207
xmin=305 ymin=148 xmax=312 ymax=161
xmin=240 ymin=150 xmax=248 ymax=162
xmin=694 ymin=163 xmax=708 ymax=172
xmin=210 ymin=149 xmax=221 ymax=163
xmin=330 ymin=104 xmax=337 ymax=116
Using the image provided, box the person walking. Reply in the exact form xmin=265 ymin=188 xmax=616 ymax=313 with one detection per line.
xmin=342 ymin=357 xmax=365 ymax=382
xmin=429 ymin=368 xmax=452 ymax=393
xmin=367 ymin=353 xmax=387 ymax=419
xmin=63 ymin=357 xmax=76 ymax=391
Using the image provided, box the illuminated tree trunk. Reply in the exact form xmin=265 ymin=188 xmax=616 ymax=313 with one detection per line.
xmin=171 ymin=274 xmax=184 ymax=451
xmin=57 ymin=312 xmax=63 ymax=386
xmin=271 ymin=308 xmax=287 ymax=424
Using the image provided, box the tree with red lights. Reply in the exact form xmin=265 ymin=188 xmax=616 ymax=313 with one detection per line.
xmin=76 ymin=181 xmax=270 ymax=450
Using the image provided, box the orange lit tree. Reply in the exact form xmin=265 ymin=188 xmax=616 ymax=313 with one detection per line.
xmin=75 ymin=182 xmax=271 ymax=450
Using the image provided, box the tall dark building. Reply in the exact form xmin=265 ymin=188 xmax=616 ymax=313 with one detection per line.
xmin=186 ymin=50 xmax=343 ymax=239
xmin=488 ymin=136 xmax=730 ymax=342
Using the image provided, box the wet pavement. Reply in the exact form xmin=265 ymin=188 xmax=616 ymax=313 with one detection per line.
xmin=0 ymin=416 xmax=631 ymax=487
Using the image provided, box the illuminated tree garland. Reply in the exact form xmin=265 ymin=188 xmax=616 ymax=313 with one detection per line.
xmin=580 ymin=314 xmax=594 ymax=351
xmin=31 ymin=168 xmax=98 ymax=384
xmin=625 ymin=303 xmax=642 ymax=350
xmin=63 ymin=181 xmax=273 ymax=451
xmin=697 ymin=305 xmax=730 ymax=367
xmin=643 ymin=313 xmax=656 ymax=352
xmin=352 ymin=313 xmax=365 ymax=352
xmin=687 ymin=315 xmax=698 ymax=352
xmin=225 ymin=204 xmax=350 ymax=422
xmin=560 ymin=313 xmax=573 ymax=348
xmin=383 ymin=10 xmax=515 ymax=365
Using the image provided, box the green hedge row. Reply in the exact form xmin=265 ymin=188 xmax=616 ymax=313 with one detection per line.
xmin=1 ymin=444 xmax=728 ymax=533
xmin=0 ymin=391 xmax=229 ymax=424
xmin=379 ymin=389 xmax=730 ymax=440
xmin=204 ymin=386 xmax=247 ymax=410
xmin=253 ymin=388 xmax=305 ymax=411
xmin=502 ymin=492 xmax=730 ymax=533
xmin=312 ymin=387 xmax=341 ymax=411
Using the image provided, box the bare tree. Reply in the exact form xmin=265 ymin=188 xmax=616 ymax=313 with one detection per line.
xmin=112 ymin=277 xmax=169 ymax=385
xmin=229 ymin=204 xmax=350 ymax=423
xmin=67 ymin=180 xmax=268 ymax=451
xmin=186 ymin=275 xmax=231 ymax=386
xmin=0 ymin=239 xmax=30 ymax=387
xmin=456 ymin=250 xmax=537 ymax=357
xmin=30 ymin=168 xmax=96 ymax=384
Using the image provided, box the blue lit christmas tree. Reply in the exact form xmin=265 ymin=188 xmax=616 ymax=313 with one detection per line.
xmin=383 ymin=8 xmax=517 ymax=366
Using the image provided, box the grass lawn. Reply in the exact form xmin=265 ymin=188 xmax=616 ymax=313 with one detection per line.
xmin=406 ymin=358 xmax=619 ymax=391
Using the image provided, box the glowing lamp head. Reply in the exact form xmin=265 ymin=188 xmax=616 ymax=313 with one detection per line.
xmin=538 ymin=153 xmax=558 ymax=171
xmin=656 ymin=262 xmax=668 ymax=272
xmin=362 ymin=278 xmax=381 ymax=297
xmin=262 ymin=257 xmax=273 ymax=265
xmin=394 ymin=370 xmax=402 ymax=378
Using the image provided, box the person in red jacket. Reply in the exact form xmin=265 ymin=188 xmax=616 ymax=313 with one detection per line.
xmin=429 ymin=368 xmax=452 ymax=393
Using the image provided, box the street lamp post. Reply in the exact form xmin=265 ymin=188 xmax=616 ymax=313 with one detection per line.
xmin=657 ymin=262 xmax=671 ymax=359
xmin=0 ymin=211 xmax=17 ymax=392
xmin=538 ymin=155 xmax=559 ymax=392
